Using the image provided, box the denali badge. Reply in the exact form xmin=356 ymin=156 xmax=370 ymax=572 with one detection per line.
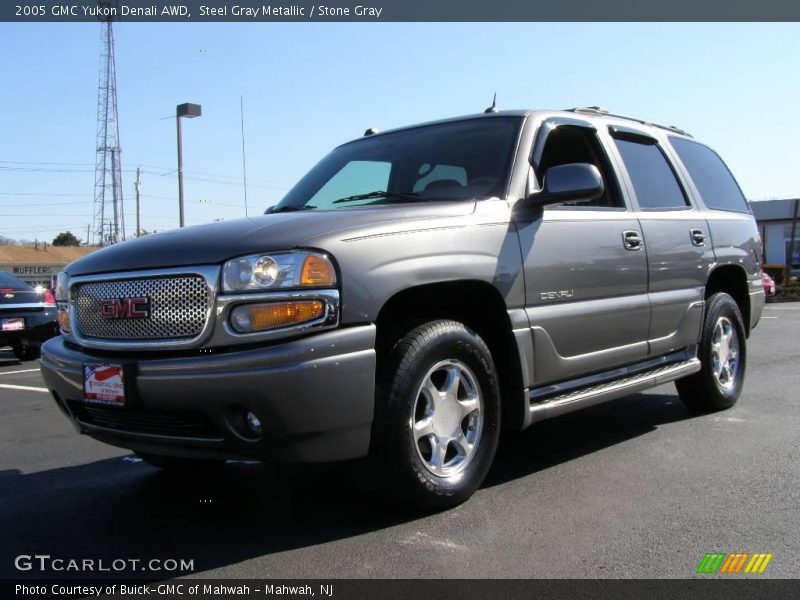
xmin=540 ymin=290 xmax=574 ymax=301
xmin=100 ymin=297 xmax=151 ymax=319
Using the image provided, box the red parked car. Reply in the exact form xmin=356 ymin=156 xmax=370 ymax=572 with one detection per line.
xmin=762 ymin=273 xmax=776 ymax=297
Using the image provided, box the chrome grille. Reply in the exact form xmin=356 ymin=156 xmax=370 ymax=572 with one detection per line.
xmin=73 ymin=275 xmax=210 ymax=341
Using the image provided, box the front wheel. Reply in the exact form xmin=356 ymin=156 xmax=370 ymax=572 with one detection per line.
xmin=377 ymin=320 xmax=501 ymax=511
xmin=676 ymin=292 xmax=747 ymax=412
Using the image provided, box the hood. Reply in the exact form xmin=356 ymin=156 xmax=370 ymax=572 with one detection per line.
xmin=66 ymin=202 xmax=476 ymax=276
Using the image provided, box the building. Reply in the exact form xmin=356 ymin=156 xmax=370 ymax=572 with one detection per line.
xmin=751 ymin=198 xmax=800 ymax=270
xmin=0 ymin=245 xmax=100 ymax=288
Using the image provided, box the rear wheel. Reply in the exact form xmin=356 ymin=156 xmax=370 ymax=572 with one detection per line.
xmin=676 ymin=292 xmax=747 ymax=412
xmin=12 ymin=344 xmax=39 ymax=361
xmin=377 ymin=320 xmax=501 ymax=511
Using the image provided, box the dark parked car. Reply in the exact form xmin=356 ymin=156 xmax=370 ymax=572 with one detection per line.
xmin=0 ymin=272 xmax=58 ymax=360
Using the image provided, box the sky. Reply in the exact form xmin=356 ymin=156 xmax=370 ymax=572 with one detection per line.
xmin=1 ymin=22 xmax=799 ymax=244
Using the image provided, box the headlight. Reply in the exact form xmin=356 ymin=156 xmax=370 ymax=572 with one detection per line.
xmin=222 ymin=251 xmax=336 ymax=292
xmin=55 ymin=271 xmax=70 ymax=302
xmin=55 ymin=271 xmax=71 ymax=334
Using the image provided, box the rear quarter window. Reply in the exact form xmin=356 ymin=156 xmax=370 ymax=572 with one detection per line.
xmin=669 ymin=137 xmax=750 ymax=213
xmin=0 ymin=272 xmax=30 ymax=289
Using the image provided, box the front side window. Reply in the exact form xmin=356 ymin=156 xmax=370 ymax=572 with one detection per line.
xmin=536 ymin=125 xmax=623 ymax=208
xmin=613 ymin=137 xmax=689 ymax=210
xmin=669 ymin=137 xmax=749 ymax=213
xmin=273 ymin=117 xmax=523 ymax=212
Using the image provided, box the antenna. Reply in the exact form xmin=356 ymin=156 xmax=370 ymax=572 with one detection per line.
xmin=240 ymin=96 xmax=249 ymax=218
xmin=93 ymin=0 xmax=125 ymax=246
xmin=484 ymin=93 xmax=498 ymax=114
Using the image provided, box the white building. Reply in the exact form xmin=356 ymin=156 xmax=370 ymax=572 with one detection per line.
xmin=751 ymin=198 xmax=800 ymax=269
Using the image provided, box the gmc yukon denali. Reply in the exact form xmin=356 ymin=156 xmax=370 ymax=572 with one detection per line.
xmin=40 ymin=107 xmax=765 ymax=510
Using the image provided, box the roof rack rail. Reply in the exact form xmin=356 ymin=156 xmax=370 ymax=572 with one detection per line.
xmin=566 ymin=106 xmax=693 ymax=138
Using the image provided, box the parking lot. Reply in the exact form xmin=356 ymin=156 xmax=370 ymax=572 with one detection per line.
xmin=1 ymin=304 xmax=798 ymax=580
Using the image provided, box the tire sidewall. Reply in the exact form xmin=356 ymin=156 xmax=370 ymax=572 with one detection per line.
xmin=699 ymin=293 xmax=747 ymax=409
xmin=383 ymin=322 xmax=501 ymax=508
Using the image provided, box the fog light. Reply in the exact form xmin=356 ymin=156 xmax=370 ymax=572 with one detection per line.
xmin=230 ymin=300 xmax=325 ymax=333
xmin=245 ymin=411 xmax=262 ymax=435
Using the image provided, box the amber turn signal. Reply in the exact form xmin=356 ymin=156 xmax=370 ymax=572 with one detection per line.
xmin=230 ymin=300 xmax=325 ymax=333
xmin=300 ymin=255 xmax=336 ymax=286
xmin=57 ymin=307 xmax=71 ymax=334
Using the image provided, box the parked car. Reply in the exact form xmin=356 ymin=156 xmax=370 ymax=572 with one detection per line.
xmin=0 ymin=272 xmax=58 ymax=361
xmin=762 ymin=273 xmax=776 ymax=297
xmin=40 ymin=107 xmax=765 ymax=510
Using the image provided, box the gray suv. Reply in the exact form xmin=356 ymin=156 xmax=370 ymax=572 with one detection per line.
xmin=41 ymin=107 xmax=765 ymax=510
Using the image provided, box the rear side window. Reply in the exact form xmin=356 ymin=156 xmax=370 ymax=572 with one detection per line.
xmin=669 ymin=137 xmax=749 ymax=213
xmin=613 ymin=138 xmax=689 ymax=210
xmin=0 ymin=272 xmax=30 ymax=289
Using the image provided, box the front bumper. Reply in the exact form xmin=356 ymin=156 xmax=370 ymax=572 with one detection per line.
xmin=40 ymin=325 xmax=376 ymax=463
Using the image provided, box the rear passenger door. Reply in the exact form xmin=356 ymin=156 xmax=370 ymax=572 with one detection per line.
xmin=608 ymin=127 xmax=711 ymax=357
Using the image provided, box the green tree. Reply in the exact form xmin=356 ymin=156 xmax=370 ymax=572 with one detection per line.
xmin=52 ymin=232 xmax=81 ymax=247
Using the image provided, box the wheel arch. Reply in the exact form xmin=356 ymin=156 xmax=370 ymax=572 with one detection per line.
xmin=705 ymin=264 xmax=751 ymax=335
xmin=374 ymin=280 xmax=528 ymax=433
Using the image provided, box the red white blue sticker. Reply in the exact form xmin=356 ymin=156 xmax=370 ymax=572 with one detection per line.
xmin=83 ymin=364 xmax=125 ymax=406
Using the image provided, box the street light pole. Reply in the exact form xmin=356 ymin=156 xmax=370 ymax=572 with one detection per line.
xmin=175 ymin=102 xmax=202 ymax=228
xmin=176 ymin=115 xmax=184 ymax=227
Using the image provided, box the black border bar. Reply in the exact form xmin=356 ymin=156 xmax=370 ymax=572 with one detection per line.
xmin=4 ymin=0 xmax=800 ymax=22
xmin=6 ymin=579 xmax=800 ymax=600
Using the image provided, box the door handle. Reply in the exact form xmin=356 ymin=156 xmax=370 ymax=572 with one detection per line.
xmin=690 ymin=228 xmax=706 ymax=247
xmin=622 ymin=230 xmax=643 ymax=251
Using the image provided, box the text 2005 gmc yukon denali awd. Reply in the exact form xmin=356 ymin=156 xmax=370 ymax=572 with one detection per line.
xmin=41 ymin=107 xmax=765 ymax=510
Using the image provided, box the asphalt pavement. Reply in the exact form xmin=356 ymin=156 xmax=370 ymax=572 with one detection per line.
xmin=1 ymin=304 xmax=798 ymax=579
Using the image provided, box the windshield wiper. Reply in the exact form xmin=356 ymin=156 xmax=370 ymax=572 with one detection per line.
xmin=331 ymin=190 xmax=425 ymax=204
xmin=265 ymin=205 xmax=317 ymax=214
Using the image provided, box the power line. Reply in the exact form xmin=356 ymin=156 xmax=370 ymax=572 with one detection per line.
xmin=0 ymin=201 xmax=93 ymax=207
xmin=1 ymin=159 xmax=290 ymax=186
xmin=0 ymin=192 xmax=93 ymax=197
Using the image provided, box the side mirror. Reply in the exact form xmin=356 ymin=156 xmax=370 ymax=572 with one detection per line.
xmin=526 ymin=163 xmax=604 ymax=207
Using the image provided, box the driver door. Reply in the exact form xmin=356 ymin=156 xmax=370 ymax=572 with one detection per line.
xmin=516 ymin=119 xmax=650 ymax=386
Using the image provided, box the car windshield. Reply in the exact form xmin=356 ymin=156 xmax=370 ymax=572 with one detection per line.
xmin=271 ymin=117 xmax=523 ymax=212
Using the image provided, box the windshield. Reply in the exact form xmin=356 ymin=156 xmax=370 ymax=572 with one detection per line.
xmin=271 ymin=117 xmax=523 ymax=212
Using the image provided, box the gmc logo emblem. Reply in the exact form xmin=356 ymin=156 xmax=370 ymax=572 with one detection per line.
xmin=100 ymin=297 xmax=151 ymax=319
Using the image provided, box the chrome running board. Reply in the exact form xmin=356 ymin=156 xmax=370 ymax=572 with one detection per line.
xmin=526 ymin=358 xmax=701 ymax=426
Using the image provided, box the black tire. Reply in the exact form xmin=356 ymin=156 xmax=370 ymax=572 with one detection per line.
xmin=676 ymin=292 xmax=747 ymax=412
xmin=13 ymin=344 xmax=39 ymax=361
xmin=136 ymin=452 xmax=225 ymax=472
xmin=377 ymin=320 xmax=501 ymax=511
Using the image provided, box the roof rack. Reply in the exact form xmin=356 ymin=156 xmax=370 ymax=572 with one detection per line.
xmin=566 ymin=106 xmax=693 ymax=138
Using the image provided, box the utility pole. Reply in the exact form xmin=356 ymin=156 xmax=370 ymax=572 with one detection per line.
xmin=86 ymin=224 xmax=90 ymax=246
xmin=135 ymin=166 xmax=141 ymax=237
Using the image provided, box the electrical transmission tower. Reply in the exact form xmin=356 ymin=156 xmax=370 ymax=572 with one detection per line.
xmin=93 ymin=0 xmax=125 ymax=246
